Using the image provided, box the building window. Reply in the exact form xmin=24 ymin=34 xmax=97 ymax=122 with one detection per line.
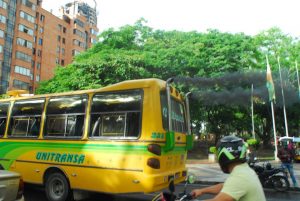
xmin=37 ymin=62 xmax=41 ymax=70
xmin=32 ymin=48 xmax=35 ymax=55
xmin=91 ymin=38 xmax=98 ymax=44
xmin=16 ymin=51 xmax=31 ymax=63
xmin=0 ymin=14 xmax=6 ymax=24
xmin=13 ymin=79 xmax=29 ymax=90
xmin=56 ymin=58 xmax=59 ymax=64
xmin=62 ymin=48 xmax=65 ymax=55
xmin=90 ymin=28 xmax=98 ymax=35
xmin=72 ymin=49 xmax=80 ymax=56
xmin=40 ymin=15 xmax=45 ymax=22
xmin=38 ymin=38 xmax=43 ymax=45
xmin=63 ymin=27 xmax=66 ymax=33
xmin=37 ymin=50 xmax=42 ymax=57
xmin=21 ymin=0 xmax=36 ymax=11
xmin=62 ymin=38 xmax=65 ymax=44
xmin=20 ymin=11 xmax=35 ymax=23
xmin=73 ymin=29 xmax=86 ymax=38
xmin=61 ymin=59 xmax=64 ymax=66
xmin=15 ymin=65 xmax=31 ymax=77
xmin=36 ymin=75 xmax=40 ymax=81
xmin=56 ymin=46 xmax=60 ymax=53
xmin=73 ymin=39 xmax=86 ymax=48
xmin=0 ymin=0 xmax=7 ymax=9
xmin=17 ymin=38 xmax=33 ymax=49
xmin=39 ymin=27 xmax=43 ymax=33
xmin=57 ymin=35 xmax=61 ymax=42
xmin=0 ymin=45 xmax=3 ymax=53
xmin=18 ymin=24 xmax=34 ymax=36
xmin=31 ymin=60 xmax=35 ymax=68
xmin=74 ymin=19 xmax=84 ymax=28
xmin=0 ymin=29 xmax=4 ymax=38
xmin=57 ymin=24 xmax=62 ymax=31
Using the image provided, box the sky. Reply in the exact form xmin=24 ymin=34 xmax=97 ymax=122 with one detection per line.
xmin=42 ymin=0 xmax=300 ymax=37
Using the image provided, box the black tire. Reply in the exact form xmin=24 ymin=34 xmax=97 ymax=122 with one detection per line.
xmin=272 ymin=175 xmax=290 ymax=192
xmin=45 ymin=172 xmax=73 ymax=201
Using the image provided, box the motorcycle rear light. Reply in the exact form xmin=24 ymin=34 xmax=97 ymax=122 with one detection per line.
xmin=147 ymin=144 xmax=161 ymax=155
xmin=16 ymin=177 xmax=24 ymax=200
xmin=147 ymin=158 xmax=160 ymax=169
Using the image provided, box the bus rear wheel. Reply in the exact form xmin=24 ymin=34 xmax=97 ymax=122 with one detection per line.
xmin=45 ymin=172 xmax=73 ymax=201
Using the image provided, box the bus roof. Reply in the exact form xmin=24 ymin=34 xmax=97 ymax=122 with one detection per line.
xmin=1 ymin=78 xmax=167 ymax=101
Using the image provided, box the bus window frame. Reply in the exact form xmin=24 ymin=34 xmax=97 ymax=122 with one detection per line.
xmin=89 ymin=89 xmax=143 ymax=140
xmin=8 ymin=99 xmax=45 ymax=139
xmin=0 ymin=102 xmax=10 ymax=138
xmin=43 ymin=94 xmax=88 ymax=140
xmin=160 ymin=91 xmax=187 ymax=133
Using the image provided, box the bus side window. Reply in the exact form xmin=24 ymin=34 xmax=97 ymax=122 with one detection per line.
xmin=90 ymin=90 xmax=142 ymax=139
xmin=0 ymin=102 xmax=10 ymax=137
xmin=45 ymin=95 xmax=87 ymax=138
xmin=126 ymin=112 xmax=140 ymax=137
xmin=90 ymin=116 xmax=101 ymax=137
xmin=11 ymin=118 xmax=28 ymax=136
xmin=8 ymin=99 xmax=44 ymax=138
xmin=66 ymin=115 xmax=84 ymax=137
xmin=0 ymin=118 xmax=7 ymax=137
xmin=101 ymin=114 xmax=125 ymax=137
xmin=29 ymin=117 xmax=41 ymax=136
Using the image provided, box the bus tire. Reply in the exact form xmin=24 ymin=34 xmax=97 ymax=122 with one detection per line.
xmin=45 ymin=172 xmax=73 ymax=201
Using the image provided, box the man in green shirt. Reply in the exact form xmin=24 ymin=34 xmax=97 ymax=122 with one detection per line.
xmin=192 ymin=136 xmax=266 ymax=201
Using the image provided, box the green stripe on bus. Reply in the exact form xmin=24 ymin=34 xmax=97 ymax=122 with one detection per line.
xmin=0 ymin=141 xmax=186 ymax=158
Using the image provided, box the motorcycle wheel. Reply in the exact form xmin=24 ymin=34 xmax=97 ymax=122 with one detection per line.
xmin=272 ymin=175 xmax=290 ymax=192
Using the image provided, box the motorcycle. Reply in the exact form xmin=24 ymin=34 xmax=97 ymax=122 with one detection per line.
xmin=152 ymin=175 xmax=199 ymax=201
xmin=248 ymin=159 xmax=290 ymax=191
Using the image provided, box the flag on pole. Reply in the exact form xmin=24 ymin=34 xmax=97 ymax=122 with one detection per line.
xmin=266 ymin=55 xmax=276 ymax=102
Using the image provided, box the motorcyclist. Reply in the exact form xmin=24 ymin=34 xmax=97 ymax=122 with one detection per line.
xmin=191 ymin=136 xmax=266 ymax=201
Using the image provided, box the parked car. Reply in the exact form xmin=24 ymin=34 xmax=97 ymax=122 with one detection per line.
xmin=0 ymin=170 xmax=24 ymax=201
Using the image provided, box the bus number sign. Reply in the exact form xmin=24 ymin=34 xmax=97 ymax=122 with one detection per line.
xmin=151 ymin=132 xmax=165 ymax=139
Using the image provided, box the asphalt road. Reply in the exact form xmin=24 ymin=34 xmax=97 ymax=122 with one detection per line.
xmin=24 ymin=183 xmax=300 ymax=201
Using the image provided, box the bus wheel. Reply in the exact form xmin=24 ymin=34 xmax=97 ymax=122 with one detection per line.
xmin=45 ymin=172 xmax=73 ymax=201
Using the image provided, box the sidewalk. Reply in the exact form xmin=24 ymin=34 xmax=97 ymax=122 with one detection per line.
xmin=186 ymin=159 xmax=300 ymax=190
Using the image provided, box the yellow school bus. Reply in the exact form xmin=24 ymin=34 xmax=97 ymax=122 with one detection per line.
xmin=0 ymin=78 xmax=193 ymax=201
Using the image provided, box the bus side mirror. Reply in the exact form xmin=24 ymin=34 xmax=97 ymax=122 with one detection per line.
xmin=164 ymin=131 xmax=175 ymax=152
xmin=186 ymin=135 xmax=194 ymax=150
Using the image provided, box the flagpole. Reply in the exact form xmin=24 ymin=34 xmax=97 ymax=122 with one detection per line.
xmin=251 ymin=84 xmax=255 ymax=139
xmin=277 ymin=57 xmax=289 ymax=137
xmin=249 ymin=66 xmax=255 ymax=139
xmin=266 ymin=55 xmax=278 ymax=161
xmin=270 ymin=101 xmax=278 ymax=161
xmin=296 ymin=61 xmax=300 ymax=99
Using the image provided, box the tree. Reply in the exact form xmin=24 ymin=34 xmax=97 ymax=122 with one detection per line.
xmin=36 ymin=21 xmax=300 ymax=148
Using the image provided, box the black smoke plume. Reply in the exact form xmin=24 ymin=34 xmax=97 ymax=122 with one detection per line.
xmin=174 ymin=70 xmax=299 ymax=107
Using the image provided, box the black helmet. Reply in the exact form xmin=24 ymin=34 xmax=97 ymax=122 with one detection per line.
xmin=217 ymin=136 xmax=247 ymax=174
xmin=266 ymin=162 xmax=272 ymax=170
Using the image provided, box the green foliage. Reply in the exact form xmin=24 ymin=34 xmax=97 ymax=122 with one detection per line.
xmin=247 ymin=138 xmax=261 ymax=150
xmin=209 ymin=146 xmax=217 ymax=154
xmin=36 ymin=20 xmax=300 ymax=147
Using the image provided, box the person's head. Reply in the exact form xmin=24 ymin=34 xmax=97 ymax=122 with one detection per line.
xmin=217 ymin=135 xmax=247 ymax=174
